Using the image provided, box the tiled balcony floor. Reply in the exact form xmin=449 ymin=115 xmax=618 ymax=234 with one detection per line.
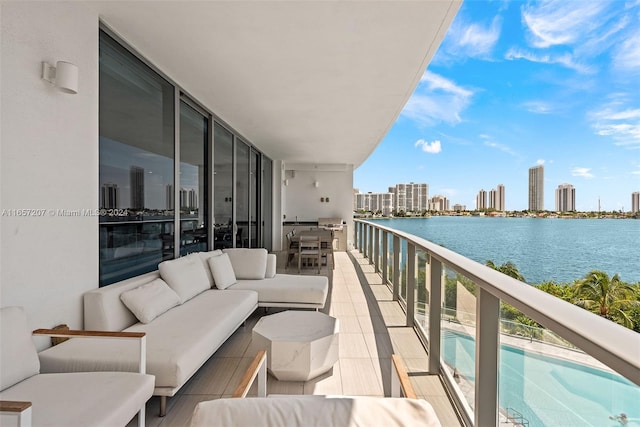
xmin=137 ymin=250 xmax=463 ymax=427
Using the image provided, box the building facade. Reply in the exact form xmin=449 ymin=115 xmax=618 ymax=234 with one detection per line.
xmin=528 ymin=165 xmax=544 ymax=211
xmin=555 ymin=184 xmax=575 ymax=212
xmin=430 ymin=195 xmax=450 ymax=212
xmin=632 ymin=192 xmax=640 ymax=213
xmin=476 ymin=189 xmax=487 ymax=211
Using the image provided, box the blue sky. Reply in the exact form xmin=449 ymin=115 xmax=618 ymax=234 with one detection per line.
xmin=354 ymin=0 xmax=640 ymax=212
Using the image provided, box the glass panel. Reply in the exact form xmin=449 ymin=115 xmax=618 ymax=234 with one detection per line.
xmin=415 ymin=248 xmax=429 ymax=332
xmin=262 ymin=157 xmax=273 ymax=251
xmin=235 ymin=141 xmax=250 ymax=248
xmin=400 ymin=239 xmax=408 ymax=303
xmin=499 ymin=314 xmax=640 ymax=426
xmin=249 ymin=150 xmax=259 ymax=247
xmin=179 ymin=101 xmax=207 ymax=255
xmin=213 ymin=123 xmax=233 ymax=249
xmin=441 ymin=267 xmax=477 ymax=416
xmin=99 ymin=30 xmax=174 ymax=286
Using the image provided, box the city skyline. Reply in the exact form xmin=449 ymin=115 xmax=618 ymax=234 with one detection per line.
xmin=354 ymin=1 xmax=640 ymax=212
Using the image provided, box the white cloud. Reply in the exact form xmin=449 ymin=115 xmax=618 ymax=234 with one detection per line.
xmin=442 ymin=16 xmax=502 ymax=60
xmin=481 ymin=135 xmax=518 ymax=157
xmin=504 ymin=48 xmax=592 ymax=73
xmin=521 ymin=1 xmax=611 ymax=48
xmin=572 ymin=167 xmax=595 ymax=179
xmin=536 ymin=159 xmax=545 ymax=165
xmin=415 ymin=139 xmax=442 ymax=154
xmin=522 ymin=101 xmax=553 ymax=114
xmin=589 ymin=105 xmax=640 ymax=149
xmin=613 ymin=33 xmax=640 ymax=70
xmin=402 ymin=71 xmax=473 ymax=126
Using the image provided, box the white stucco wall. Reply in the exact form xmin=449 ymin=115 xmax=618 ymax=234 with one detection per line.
xmin=1 ymin=2 xmax=99 ymax=345
xmin=283 ymin=164 xmax=354 ymax=249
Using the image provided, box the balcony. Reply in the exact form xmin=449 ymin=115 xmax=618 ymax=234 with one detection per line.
xmin=135 ymin=249 xmax=462 ymax=426
xmin=353 ymin=219 xmax=640 ymax=427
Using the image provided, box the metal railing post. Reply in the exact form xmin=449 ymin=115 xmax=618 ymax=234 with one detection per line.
xmin=428 ymin=256 xmax=442 ymax=374
xmin=475 ymin=288 xmax=500 ymax=427
xmin=381 ymin=231 xmax=388 ymax=285
xmin=374 ymin=227 xmax=380 ymax=272
xmin=368 ymin=224 xmax=374 ymax=265
xmin=406 ymin=243 xmax=415 ymax=327
xmin=392 ymin=235 xmax=400 ymax=300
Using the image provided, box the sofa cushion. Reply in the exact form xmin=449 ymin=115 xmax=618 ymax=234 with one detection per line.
xmin=223 ymin=248 xmax=268 ymax=279
xmin=207 ymin=253 xmax=237 ymax=289
xmin=39 ymin=290 xmax=259 ymax=390
xmin=0 ymin=371 xmax=154 ymax=427
xmin=198 ymin=250 xmax=223 ymax=287
xmin=0 ymin=306 xmax=40 ymax=391
xmin=229 ymin=274 xmax=328 ymax=306
xmin=190 ymin=395 xmax=441 ymax=427
xmin=159 ymin=253 xmax=210 ymax=303
xmin=120 ymin=278 xmax=181 ymax=324
xmin=265 ymin=254 xmax=277 ymax=279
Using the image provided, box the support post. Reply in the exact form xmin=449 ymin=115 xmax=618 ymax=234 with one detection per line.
xmin=406 ymin=243 xmax=415 ymax=327
xmin=373 ymin=227 xmax=380 ymax=273
xmin=428 ymin=257 xmax=442 ymax=374
xmin=475 ymin=288 xmax=500 ymax=427
xmin=392 ymin=235 xmax=400 ymax=301
xmin=381 ymin=231 xmax=388 ymax=285
xmin=368 ymin=224 xmax=374 ymax=265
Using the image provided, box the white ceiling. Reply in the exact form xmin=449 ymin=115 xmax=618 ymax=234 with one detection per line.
xmin=97 ymin=1 xmax=461 ymax=168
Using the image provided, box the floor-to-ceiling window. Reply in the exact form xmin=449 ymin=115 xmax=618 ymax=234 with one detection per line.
xmin=179 ymin=100 xmax=208 ymax=255
xmin=262 ymin=157 xmax=273 ymax=250
xmin=99 ymin=30 xmax=175 ymax=286
xmin=99 ymin=29 xmax=273 ymax=285
xmin=235 ymin=141 xmax=250 ymax=248
xmin=213 ymin=123 xmax=234 ymax=249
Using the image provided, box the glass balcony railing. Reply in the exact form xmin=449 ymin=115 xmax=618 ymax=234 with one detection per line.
xmin=354 ymin=219 xmax=640 ymax=427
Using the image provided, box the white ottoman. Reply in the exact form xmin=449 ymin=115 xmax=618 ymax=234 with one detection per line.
xmin=252 ymin=310 xmax=339 ymax=381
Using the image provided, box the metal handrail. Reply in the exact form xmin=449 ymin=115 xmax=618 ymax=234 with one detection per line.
xmin=355 ymin=219 xmax=640 ymax=387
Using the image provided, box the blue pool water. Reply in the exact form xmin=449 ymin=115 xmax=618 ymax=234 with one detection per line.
xmin=442 ymin=330 xmax=640 ymax=426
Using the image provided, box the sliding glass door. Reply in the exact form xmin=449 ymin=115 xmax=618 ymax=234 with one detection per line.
xmin=179 ymin=100 xmax=208 ymax=255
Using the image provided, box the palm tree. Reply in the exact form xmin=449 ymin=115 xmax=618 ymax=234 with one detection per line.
xmin=574 ymin=270 xmax=636 ymax=328
xmin=485 ymin=260 xmax=525 ymax=282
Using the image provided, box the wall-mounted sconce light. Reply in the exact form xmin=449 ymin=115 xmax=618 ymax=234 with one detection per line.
xmin=314 ymin=181 xmax=320 ymax=188
xmin=283 ymin=179 xmax=289 ymax=186
xmin=320 ymin=197 xmax=325 ymax=202
xmin=326 ymin=197 xmax=330 ymax=203
xmin=41 ymin=61 xmax=78 ymax=94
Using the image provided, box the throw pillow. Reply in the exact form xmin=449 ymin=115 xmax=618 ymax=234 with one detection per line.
xmin=120 ymin=278 xmax=181 ymax=324
xmin=223 ymin=248 xmax=268 ymax=279
xmin=159 ymin=253 xmax=211 ymax=303
xmin=199 ymin=250 xmax=223 ymax=288
xmin=207 ymin=253 xmax=237 ymax=289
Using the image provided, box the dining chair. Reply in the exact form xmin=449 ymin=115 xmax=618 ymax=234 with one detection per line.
xmin=298 ymin=235 xmax=321 ymax=274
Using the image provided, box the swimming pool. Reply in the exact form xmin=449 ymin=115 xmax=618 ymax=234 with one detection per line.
xmin=442 ymin=330 xmax=640 ymax=426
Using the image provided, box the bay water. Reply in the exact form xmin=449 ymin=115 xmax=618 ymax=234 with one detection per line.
xmin=370 ymin=217 xmax=639 ymax=284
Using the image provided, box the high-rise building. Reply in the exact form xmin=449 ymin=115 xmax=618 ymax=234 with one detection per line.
xmin=528 ymin=165 xmax=544 ymax=211
xmin=166 ymin=184 xmax=174 ymax=210
xmin=495 ymin=184 xmax=505 ymax=211
xmin=555 ymin=184 xmax=575 ymax=212
xmin=181 ymin=188 xmax=198 ymax=210
xmin=632 ymin=192 xmax=640 ymax=213
xmin=429 ymin=195 xmax=449 ymax=211
xmin=452 ymin=204 xmax=466 ymax=211
xmin=101 ymin=183 xmax=119 ymax=209
xmin=476 ymin=189 xmax=487 ymax=210
xmin=129 ymin=166 xmax=145 ymax=209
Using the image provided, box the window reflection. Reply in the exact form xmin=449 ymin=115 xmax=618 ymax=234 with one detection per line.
xmin=179 ymin=101 xmax=208 ymax=255
xmin=98 ymin=30 xmax=174 ymax=286
xmin=213 ymin=123 xmax=234 ymax=249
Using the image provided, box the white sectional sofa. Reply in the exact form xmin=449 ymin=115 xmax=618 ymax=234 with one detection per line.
xmin=38 ymin=248 xmax=328 ymax=416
